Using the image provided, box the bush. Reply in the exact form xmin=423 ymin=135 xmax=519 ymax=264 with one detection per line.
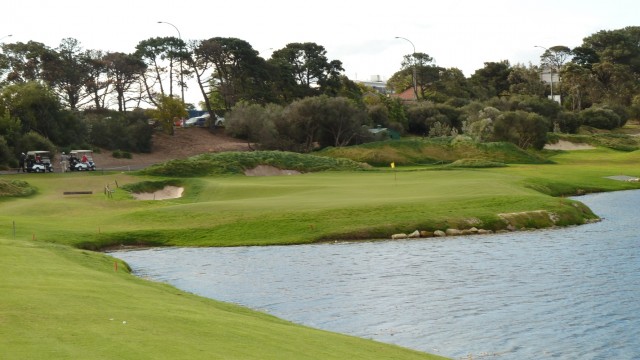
xmin=15 ymin=132 xmax=57 ymax=157
xmin=555 ymin=111 xmax=582 ymax=134
xmin=580 ymin=107 xmax=621 ymax=130
xmin=493 ymin=111 xmax=549 ymax=149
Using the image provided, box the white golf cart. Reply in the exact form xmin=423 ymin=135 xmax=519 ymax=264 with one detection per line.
xmin=25 ymin=151 xmax=54 ymax=173
xmin=69 ymin=150 xmax=96 ymax=171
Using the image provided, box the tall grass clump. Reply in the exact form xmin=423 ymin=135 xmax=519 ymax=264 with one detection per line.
xmin=0 ymin=179 xmax=36 ymax=197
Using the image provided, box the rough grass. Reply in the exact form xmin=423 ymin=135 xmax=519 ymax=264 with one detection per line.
xmin=139 ymin=150 xmax=370 ymax=177
xmin=318 ymin=138 xmax=549 ymax=166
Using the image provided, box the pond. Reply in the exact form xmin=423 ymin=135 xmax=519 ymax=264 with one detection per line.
xmin=111 ymin=190 xmax=640 ymax=359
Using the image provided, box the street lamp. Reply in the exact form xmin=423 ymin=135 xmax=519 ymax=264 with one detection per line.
xmin=395 ymin=36 xmax=418 ymax=100
xmin=158 ymin=21 xmax=184 ymax=104
xmin=535 ymin=45 xmax=555 ymax=103
xmin=0 ymin=34 xmax=12 ymax=42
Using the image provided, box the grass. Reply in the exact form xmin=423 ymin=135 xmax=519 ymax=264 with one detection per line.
xmin=0 ymin=238 xmax=444 ymax=360
xmin=2 ymin=144 xmax=640 ymax=359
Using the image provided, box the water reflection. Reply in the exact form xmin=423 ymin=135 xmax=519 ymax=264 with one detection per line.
xmin=112 ymin=190 xmax=640 ymax=359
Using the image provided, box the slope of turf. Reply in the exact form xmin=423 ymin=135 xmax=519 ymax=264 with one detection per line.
xmin=0 ymin=238 xmax=445 ymax=360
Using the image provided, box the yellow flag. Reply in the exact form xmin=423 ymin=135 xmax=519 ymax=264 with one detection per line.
xmin=390 ymin=162 xmax=395 ymax=169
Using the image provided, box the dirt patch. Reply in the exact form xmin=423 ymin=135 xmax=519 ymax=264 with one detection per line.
xmin=132 ymin=186 xmax=184 ymax=200
xmin=244 ymin=165 xmax=301 ymax=176
xmin=92 ymin=127 xmax=249 ymax=170
xmin=544 ymin=140 xmax=595 ymax=151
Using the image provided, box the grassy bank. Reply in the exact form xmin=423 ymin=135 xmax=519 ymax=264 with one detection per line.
xmin=0 ymin=238 xmax=444 ymax=359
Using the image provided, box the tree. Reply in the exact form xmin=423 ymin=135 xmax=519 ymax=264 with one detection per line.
xmin=41 ymin=38 xmax=92 ymax=110
xmin=508 ymin=64 xmax=546 ymax=97
xmin=559 ymin=62 xmax=593 ymax=110
xmin=145 ymin=95 xmax=187 ymax=135
xmin=269 ymin=42 xmax=344 ymax=100
xmin=0 ymin=41 xmax=52 ymax=84
xmin=103 ymin=52 xmax=146 ymax=112
xmin=580 ymin=26 xmax=640 ymax=73
xmin=84 ymin=50 xmax=111 ymax=110
xmin=435 ymin=67 xmax=473 ymax=102
xmin=538 ymin=45 xmax=572 ymax=73
xmin=192 ymin=37 xmax=272 ymax=111
xmin=469 ymin=61 xmax=512 ymax=99
xmin=317 ymin=97 xmax=367 ymax=147
xmin=136 ymin=36 xmax=187 ymax=105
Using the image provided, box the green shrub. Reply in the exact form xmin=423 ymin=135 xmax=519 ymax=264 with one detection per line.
xmin=580 ymin=107 xmax=621 ymax=130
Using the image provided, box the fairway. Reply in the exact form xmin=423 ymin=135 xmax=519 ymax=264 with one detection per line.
xmin=0 ymin=165 xmax=603 ymax=248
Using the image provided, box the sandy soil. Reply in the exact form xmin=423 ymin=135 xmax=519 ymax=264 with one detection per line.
xmin=543 ymin=140 xmax=595 ymax=151
xmin=93 ymin=127 xmax=249 ymax=170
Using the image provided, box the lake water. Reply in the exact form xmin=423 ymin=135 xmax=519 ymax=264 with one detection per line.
xmin=111 ymin=190 xmax=640 ymax=359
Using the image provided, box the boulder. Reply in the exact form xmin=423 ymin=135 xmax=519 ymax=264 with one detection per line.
xmin=391 ymin=233 xmax=408 ymax=240
xmin=445 ymin=228 xmax=462 ymax=236
xmin=407 ymin=230 xmax=421 ymax=238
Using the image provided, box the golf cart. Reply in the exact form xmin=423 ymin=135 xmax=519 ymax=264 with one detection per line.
xmin=69 ymin=150 xmax=96 ymax=171
xmin=25 ymin=151 xmax=54 ymax=173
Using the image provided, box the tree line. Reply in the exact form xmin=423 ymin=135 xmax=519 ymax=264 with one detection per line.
xmin=0 ymin=26 xmax=639 ymax=168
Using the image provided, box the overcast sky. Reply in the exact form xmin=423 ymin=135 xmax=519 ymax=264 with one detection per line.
xmin=3 ymin=0 xmax=638 ymax=105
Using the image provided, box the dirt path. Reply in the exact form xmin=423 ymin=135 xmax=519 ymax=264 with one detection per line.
xmin=93 ymin=127 xmax=249 ymax=170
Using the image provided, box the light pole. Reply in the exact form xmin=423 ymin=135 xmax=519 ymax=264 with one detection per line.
xmin=0 ymin=34 xmax=12 ymax=42
xmin=395 ymin=36 xmax=418 ymax=100
xmin=158 ymin=21 xmax=184 ymax=104
xmin=535 ymin=45 xmax=555 ymax=103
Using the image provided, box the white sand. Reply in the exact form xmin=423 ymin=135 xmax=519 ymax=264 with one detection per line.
xmin=544 ymin=140 xmax=595 ymax=150
xmin=132 ymin=186 xmax=184 ymax=200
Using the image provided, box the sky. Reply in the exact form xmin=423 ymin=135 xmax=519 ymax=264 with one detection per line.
xmin=3 ymin=0 xmax=638 ymax=105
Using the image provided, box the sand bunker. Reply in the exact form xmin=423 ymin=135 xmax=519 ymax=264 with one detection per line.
xmin=132 ymin=186 xmax=184 ymax=200
xmin=244 ymin=165 xmax=301 ymax=176
xmin=544 ymin=140 xmax=595 ymax=150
